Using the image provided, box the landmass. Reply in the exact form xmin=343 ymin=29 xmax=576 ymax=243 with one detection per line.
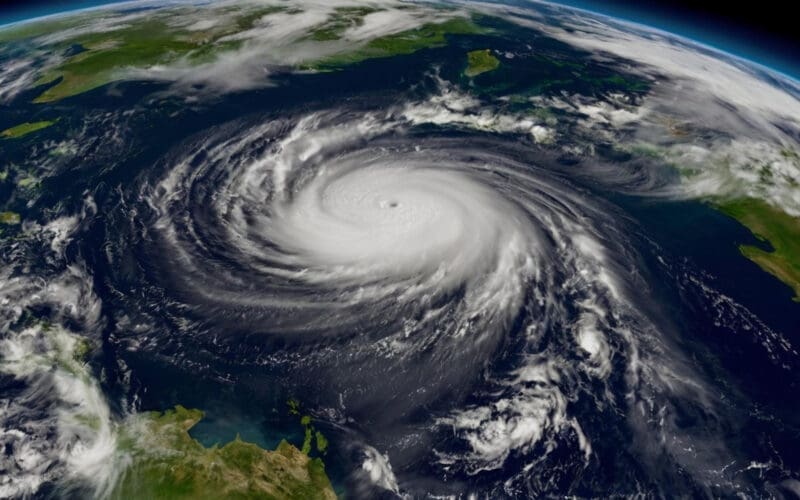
xmin=0 ymin=211 xmax=21 ymax=224
xmin=2 ymin=4 xmax=486 ymax=103
xmin=312 ymin=16 xmax=484 ymax=68
xmin=464 ymin=49 xmax=500 ymax=77
xmin=113 ymin=405 xmax=336 ymax=500
xmin=716 ymin=198 xmax=800 ymax=301
xmin=28 ymin=7 xmax=285 ymax=103
xmin=1 ymin=119 xmax=58 ymax=138
xmin=3 ymin=320 xmax=334 ymax=499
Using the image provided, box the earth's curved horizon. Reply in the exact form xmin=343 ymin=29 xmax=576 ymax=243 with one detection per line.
xmin=1 ymin=1 xmax=799 ymax=498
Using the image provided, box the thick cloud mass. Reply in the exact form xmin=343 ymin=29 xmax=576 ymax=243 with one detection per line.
xmin=122 ymin=110 xmax=757 ymax=494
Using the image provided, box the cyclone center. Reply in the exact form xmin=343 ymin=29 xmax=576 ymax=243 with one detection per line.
xmin=379 ymin=199 xmax=400 ymax=209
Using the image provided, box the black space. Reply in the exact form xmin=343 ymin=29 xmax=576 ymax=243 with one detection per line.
xmin=584 ymin=0 xmax=800 ymax=50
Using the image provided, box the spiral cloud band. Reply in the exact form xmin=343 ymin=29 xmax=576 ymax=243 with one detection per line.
xmin=113 ymin=107 xmax=736 ymax=492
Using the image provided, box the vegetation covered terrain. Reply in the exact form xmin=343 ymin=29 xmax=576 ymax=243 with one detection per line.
xmin=1 ymin=119 xmax=58 ymax=138
xmin=112 ymin=406 xmax=336 ymax=500
xmin=1 ymin=4 xmax=485 ymax=102
xmin=464 ymin=48 xmax=500 ymax=77
xmin=717 ymin=198 xmax=800 ymax=301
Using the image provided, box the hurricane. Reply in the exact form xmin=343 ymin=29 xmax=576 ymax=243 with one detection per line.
xmin=94 ymin=106 xmax=747 ymax=495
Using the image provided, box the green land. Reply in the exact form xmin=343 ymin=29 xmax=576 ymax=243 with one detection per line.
xmin=29 ymin=11 xmax=273 ymax=103
xmin=717 ymin=198 xmax=800 ymax=301
xmin=0 ymin=211 xmax=21 ymax=224
xmin=0 ymin=14 xmax=100 ymax=44
xmin=3 ymin=5 xmax=486 ymax=102
xmin=464 ymin=49 xmax=500 ymax=77
xmin=1 ymin=120 xmax=57 ymax=138
xmin=288 ymin=398 xmax=329 ymax=457
xmin=113 ymin=406 xmax=336 ymax=500
xmin=311 ymin=16 xmax=484 ymax=68
xmin=12 ymin=6 xmax=285 ymax=103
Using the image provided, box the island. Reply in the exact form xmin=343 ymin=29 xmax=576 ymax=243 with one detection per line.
xmin=1 ymin=119 xmax=58 ymax=138
xmin=464 ymin=49 xmax=500 ymax=77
